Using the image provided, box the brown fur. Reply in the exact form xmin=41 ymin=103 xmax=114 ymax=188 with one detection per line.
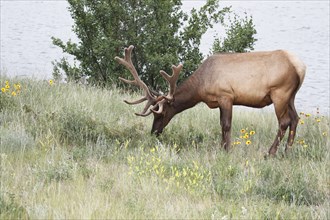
xmin=116 ymin=46 xmax=306 ymax=155
xmin=151 ymin=50 xmax=306 ymax=155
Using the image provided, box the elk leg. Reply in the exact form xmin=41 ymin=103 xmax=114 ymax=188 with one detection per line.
xmin=219 ymin=100 xmax=233 ymax=151
xmin=268 ymin=104 xmax=291 ymax=155
xmin=285 ymin=101 xmax=299 ymax=153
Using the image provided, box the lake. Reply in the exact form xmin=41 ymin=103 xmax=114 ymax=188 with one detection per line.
xmin=1 ymin=1 xmax=329 ymax=113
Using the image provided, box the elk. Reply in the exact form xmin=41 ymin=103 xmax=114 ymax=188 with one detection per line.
xmin=115 ymin=45 xmax=306 ymax=156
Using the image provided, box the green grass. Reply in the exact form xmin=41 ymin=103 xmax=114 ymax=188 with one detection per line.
xmin=0 ymin=77 xmax=329 ymax=219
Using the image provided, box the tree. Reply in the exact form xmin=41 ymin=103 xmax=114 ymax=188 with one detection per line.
xmin=52 ymin=0 xmax=257 ymax=90
xmin=212 ymin=13 xmax=257 ymax=53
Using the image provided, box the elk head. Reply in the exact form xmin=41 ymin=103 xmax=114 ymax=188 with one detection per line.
xmin=114 ymin=45 xmax=182 ymax=134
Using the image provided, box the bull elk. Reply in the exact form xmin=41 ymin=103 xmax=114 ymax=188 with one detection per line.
xmin=115 ymin=45 xmax=306 ymax=156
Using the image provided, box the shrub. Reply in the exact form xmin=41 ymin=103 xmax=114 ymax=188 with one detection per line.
xmin=52 ymin=0 xmax=257 ymax=90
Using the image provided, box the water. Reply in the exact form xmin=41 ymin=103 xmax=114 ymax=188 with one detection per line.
xmin=1 ymin=1 xmax=329 ymax=113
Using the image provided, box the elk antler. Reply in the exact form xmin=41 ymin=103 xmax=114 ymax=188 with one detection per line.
xmin=151 ymin=64 xmax=183 ymax=114
xmin=160 ymin=64 xmax=183 ymax=101
xmin=115 ymin=45 xmax=156 ymax=116
xmin=115 ymin=45 xmax=183 ymax=116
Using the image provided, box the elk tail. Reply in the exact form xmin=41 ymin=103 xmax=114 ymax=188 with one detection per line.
xmin=286 ymin=51 xmax=306 ymax=90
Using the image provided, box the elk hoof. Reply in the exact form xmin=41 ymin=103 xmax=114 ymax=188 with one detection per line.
xmin=284 ymin=146 xmax=293 ymax=155
xmin=263 ymin=152 xmax=276 ymax=160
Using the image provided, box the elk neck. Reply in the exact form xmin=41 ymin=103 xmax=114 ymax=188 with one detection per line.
xmin=172 ymin=73 xmax=202 ymax=114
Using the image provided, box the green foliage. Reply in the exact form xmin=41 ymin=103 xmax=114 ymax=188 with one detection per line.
xmin=52 ymin=0 xmax=256 ymax=90
xmin=0 ymin=93 xmax=16 ymax=112
xmin=212 ymin=13 xmax=257 ymax=53
xmin=0 ymin=193 xmax=29 ymax=219
xmin=0 ymin=80 xmax=20 ymax=111
xmin=34 ymin=159 xmax=74 ymax=183
xmin=256 ymin=162 xmax=327 ymax=206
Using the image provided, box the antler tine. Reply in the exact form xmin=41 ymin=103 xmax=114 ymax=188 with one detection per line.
xmin=135 ymin=100 xmax=155 ymax=117
xmin=115 ymin=45 xmax=156 ymax=116
xmin=115 ymin=46 xmax=144 ymax=87
xmin=159 ymin=64 xmax=183 ymax=100
xmin=150 ymin=99 xmax=166 ymax=114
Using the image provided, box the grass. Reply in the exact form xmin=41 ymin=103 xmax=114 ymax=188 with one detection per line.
xmin=0 ymin=77 xmax=329 ymax=219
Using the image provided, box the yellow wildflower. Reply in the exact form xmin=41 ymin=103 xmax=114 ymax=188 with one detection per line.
xmin=49 ymin=79 xmax=54 ymax=86
xmin=240 ymin=129 xmax=246 ymax=133
xmin=305 ymin=113 xmax=311 ymax=117
xmin=243 ymin=133 xmax=249 ymax=139
xmin=14 ymin=83 xmax=21 ymax=91
xmin=232 ymin=141 xmax=242 ymax=145
xmin=11 ymin=91 xmax=17 ymax=96
xmin=245 ymin=140 xmax=251 ymax=145
xmin=249 ymin=130 xmax=256 ymax=135
xmin=315 ymin=118 xmax=321 ymax=123
xmin=322 ymin=132 xmax=327 ymax=136
xmin=1 ymin=87 xmax=6 ymax=93
xmin=5 ymin=84 xmax=10 ymax=89
xmin=299 ymin=119 xmax=305 ymax=125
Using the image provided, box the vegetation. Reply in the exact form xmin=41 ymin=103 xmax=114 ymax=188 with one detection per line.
xmin=52 ymin=0 xmax=257 ymax=89
xmin=212 ymin=13 xmax=257 ymax=53
xmin=0 ymin=77 xmax=329 ymax=219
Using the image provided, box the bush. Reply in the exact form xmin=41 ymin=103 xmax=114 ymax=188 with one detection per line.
xmin=212 ymin=13 xmax=257 ymax=53
xmin=52 ymin=0 xmax=257 ymax=90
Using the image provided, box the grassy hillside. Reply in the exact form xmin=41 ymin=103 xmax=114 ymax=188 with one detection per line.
xmin=0 ymin=77 xmax=329 ymax=219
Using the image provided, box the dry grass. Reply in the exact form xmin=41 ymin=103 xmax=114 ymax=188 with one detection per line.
xmin=0 ymin=77 xmax=329 ymax=219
